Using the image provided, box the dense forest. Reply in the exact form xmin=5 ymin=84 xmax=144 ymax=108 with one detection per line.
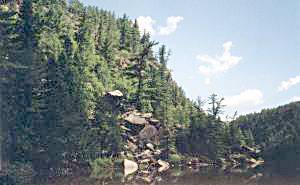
xmin=0 ymin=0 xmax=299 ymax=184
xmin=234 ymin=101 xmax=300 ymax=167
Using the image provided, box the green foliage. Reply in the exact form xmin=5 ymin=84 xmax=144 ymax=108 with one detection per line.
xmin=0 ymin=1 xmax=161 ymax=177
xmin=234 ymin=101 xmax=300 ymax=166
xmin=4 ymin=1 xmax=297 ymax=183
xmin=90 ymin=158 xmax=113 ymax=178
xmin=90 ymin=158 xmax=113 ymax=169
xmin=169 ymin=154 xmax=183 ymax=163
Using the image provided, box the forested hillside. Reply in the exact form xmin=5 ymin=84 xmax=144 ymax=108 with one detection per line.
xmin=0 ymin=0 xmax=229 ymax=181
xmin=234 ymin=101 xmax=300 ymax=167
xmin=1 ymin=0 xmax=299 ymax=184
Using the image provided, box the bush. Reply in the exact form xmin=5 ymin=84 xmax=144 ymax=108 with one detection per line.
xmin=90 ymin=158 xmax=113 ymax=178
xmin=169 ymin=154 xmax=183 ymax=164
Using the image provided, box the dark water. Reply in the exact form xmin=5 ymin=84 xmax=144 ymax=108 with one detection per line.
xmin=35 ymin=167 xmax=300 ymax=185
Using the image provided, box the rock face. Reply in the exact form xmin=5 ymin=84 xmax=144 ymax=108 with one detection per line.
xmin=119 ymin=110 xmax=169 ymax=182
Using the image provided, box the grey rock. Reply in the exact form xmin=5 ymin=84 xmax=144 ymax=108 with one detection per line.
xmin=124 ymin=114 xmax=147 ymax=125
xmin=139 ymin=125 xmax=158 ymax=140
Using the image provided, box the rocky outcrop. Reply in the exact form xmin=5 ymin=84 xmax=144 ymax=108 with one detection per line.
xmin=119 ymin=110 xmax=170 ymax=183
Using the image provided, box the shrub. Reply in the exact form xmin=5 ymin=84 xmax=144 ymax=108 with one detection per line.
xmin=169 ymin=154 xmax=183 ymax=164
xmin=90 ymin=158 xmax=113 ymax=178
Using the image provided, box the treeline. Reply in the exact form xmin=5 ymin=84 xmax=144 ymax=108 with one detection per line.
xmin=176 ymin=94 xmax=256 ymax=160
xmin=233 ymin=101 xmax=300 ymax=167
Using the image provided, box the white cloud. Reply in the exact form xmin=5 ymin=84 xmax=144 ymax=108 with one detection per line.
xmin=136 ymin=16 xmax=183 ymax=36
xmin=136 ymin=16 xmax=156 ymax=35
xmin=204 ymin=78 xmax=211 ymax=85
xmin=278 ymin=75 xmax=300 ymax=92
xmin=289 ymin=96 xmax=300 ymax=102
xmin=158 ymin=16 xmax=184 ymax=36
xmin=196 ymin=41 xmax=242 ymax=84
xmin=224 ymin=89 xmax=263 ymax=108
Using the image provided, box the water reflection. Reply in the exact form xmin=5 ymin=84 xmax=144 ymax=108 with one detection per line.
xmin=36 ymin=166 xmax=300 ymax=185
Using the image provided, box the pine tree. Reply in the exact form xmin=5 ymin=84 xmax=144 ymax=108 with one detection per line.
xmin=130 ymin=19 xmax=140 ymax=52
xmin=207 ymin=93 xmax=225 ymax=119
xmin=119 ymin=14 xmax=132 ymax=51
xmin=127 ymin=33 xmax=158 ymax=111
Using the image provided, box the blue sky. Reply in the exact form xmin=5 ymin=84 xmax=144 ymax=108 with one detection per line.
xmin=82 ymin=0 xmax=300 ymax=117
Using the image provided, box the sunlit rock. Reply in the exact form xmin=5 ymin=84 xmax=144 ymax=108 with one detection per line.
xmin=123 ymin=159 xmax=138 ymax=176
xmin=146 ymin=143 xmax=155 ymax=151
xmin=158 ymin=160 xmax=170 ymax=172
xmin=124 ymin=113 xmax=147 ymax=125
xmin=106 ymin=90 xmax=123 ymax=97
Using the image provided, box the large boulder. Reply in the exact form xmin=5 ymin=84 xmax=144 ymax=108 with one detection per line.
xmin=124 ymin=113 xmax=147 ymax=125
xmin=123 ymin=159 xmax=138 ymax=176
xmin=139 ymin=124 xmax=159 ymax=140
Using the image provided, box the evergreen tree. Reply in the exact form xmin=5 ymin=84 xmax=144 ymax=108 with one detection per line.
xmin=207 ymin=93 xmax=225 ymax=119
xmin=126 ymin=33 xmax=158 ymax=111
xmin=130 ymin=19 xmax=140 ymax=52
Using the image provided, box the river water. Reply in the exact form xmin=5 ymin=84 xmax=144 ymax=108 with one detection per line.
xmin=35 ymin=166 xmax=300 ymax=185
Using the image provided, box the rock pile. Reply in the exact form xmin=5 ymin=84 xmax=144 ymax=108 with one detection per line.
xmin=119 ymin=110 xmax=170 ymax=182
